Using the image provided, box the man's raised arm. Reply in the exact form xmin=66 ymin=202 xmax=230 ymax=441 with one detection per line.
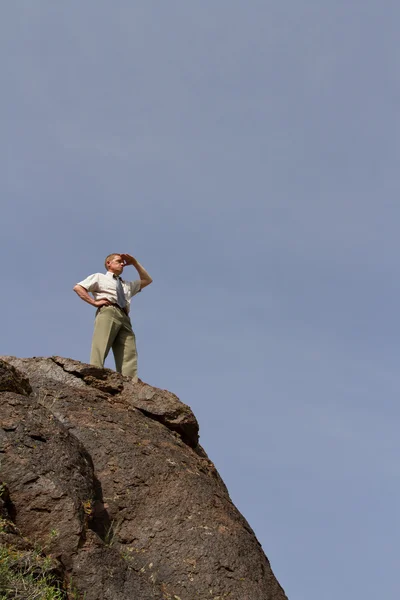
xmin=121 ymin=254 xmax=153 ymax=289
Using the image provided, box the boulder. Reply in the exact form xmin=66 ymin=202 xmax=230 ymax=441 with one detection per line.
xmin=0 ymin=356 xmax=288 ymax=600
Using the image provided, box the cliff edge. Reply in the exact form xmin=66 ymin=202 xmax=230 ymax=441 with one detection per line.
xmin=0 ymin=356 xmax=288 ymax=600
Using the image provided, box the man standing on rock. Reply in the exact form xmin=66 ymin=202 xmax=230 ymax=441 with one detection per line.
xmin=73 ymin=253 xmax=152 ymax=380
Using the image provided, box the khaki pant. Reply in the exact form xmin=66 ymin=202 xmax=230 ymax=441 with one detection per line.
xmin=90 ymin=306 xmax=138 ymax=379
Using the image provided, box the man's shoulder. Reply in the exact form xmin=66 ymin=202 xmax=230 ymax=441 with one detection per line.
xmin=77 ymin=273 xmax=104 ymax=284
xmin=83 ymin=272 xmax=103 ymax=279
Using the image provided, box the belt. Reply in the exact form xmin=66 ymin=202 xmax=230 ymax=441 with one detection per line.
xmin=98 ymin=303 xmax=129 ymax=316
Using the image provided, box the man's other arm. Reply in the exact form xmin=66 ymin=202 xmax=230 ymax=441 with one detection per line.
xmin=73 ymin=285 xmax=111 ymax=307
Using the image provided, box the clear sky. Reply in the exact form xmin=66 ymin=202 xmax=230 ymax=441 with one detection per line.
xmin=2 ymin=2 xmax=400 ymax=598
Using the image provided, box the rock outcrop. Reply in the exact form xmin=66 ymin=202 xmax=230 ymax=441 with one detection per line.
xmin=0 ymin=356 xmax=288 ymax=600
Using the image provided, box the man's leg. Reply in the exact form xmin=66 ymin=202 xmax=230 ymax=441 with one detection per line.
xmin=112 ymin=315 xmax=138 ymax=379
xmin=90 ymin=307 xmax=123 ymax=368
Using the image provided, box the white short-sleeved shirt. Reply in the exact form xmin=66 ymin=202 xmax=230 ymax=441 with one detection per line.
xmin=76 ymin=271 xmax=141 ymax=314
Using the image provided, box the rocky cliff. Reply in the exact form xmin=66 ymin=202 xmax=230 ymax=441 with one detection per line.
xmin=0 ymin=356 xmax=288 ymax=600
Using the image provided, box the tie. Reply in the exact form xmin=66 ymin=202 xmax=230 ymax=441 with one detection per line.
xmin=114 ymin=276 xmax=126 ymax=309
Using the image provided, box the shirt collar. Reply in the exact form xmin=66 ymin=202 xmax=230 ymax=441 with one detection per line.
xmin=106 ymin=271 xmax=123 ymax=281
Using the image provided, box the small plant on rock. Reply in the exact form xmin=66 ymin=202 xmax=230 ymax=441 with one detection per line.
xmin=0 ymin=545 xmax=65 ymax=599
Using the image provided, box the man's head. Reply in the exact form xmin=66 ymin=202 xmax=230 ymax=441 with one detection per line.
xmin=105 ymin=253 xmax=124 ymax=275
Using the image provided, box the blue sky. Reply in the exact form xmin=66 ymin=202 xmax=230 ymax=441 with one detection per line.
xmin=2 ymin=2 xmax=400 ymax=598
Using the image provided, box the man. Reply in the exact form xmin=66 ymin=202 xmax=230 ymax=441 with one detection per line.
xmin=73 ymin=253 xmax=152 ymax=379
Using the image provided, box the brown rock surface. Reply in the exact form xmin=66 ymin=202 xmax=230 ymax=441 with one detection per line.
xmin=0 ymin=358 xmax=32 ymax=396
xmin=0 ymin=356 xmax=288 ymax=600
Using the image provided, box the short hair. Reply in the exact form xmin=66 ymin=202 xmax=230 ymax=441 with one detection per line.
xmin=104 ymin=253 xmax=121 ymax=270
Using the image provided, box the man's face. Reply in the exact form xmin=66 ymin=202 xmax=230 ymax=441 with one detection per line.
xmin=107 ymin=255 xmax=124 ymax=275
